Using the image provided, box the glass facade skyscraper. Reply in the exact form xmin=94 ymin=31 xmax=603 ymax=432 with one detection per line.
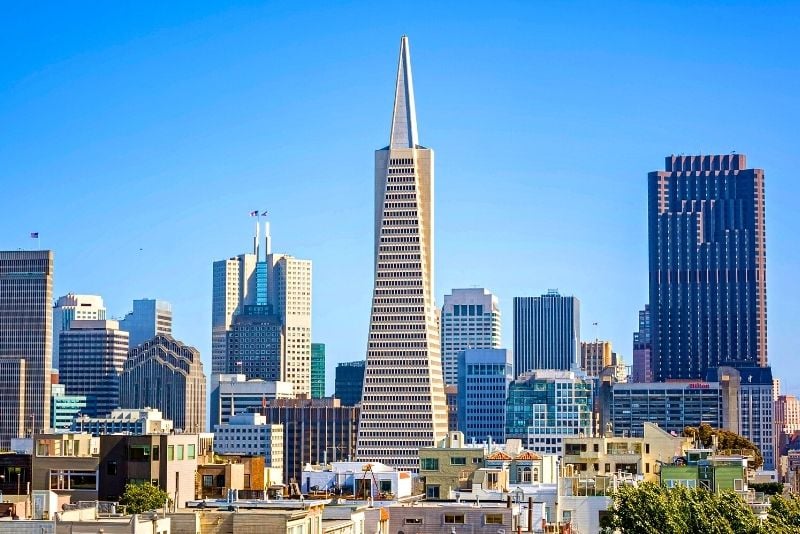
xmin=441 ymin=288 xmax=501 ymax=386
xmin=513 ymin=290 xmax=580 ymax=375
xmin=457 ymin=348 xmax=512 ymax=443
xmin=648 ymin=154 xmax=767 ymax=380
xmin=311 ymin=343 xmax=325 ymax=399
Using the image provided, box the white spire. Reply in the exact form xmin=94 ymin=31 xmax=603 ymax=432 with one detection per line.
xmin=389 ymin=35 xmax=419 ymax=149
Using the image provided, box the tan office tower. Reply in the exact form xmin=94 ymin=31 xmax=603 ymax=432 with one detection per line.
xmin=268 ymin=253 xmax=312 ymax=396
xmin=211 ymin=253 xmax=257 ymax=374
xmin=0 ymin=250 xmax=53 ymax=448
xmin=357 ymin=36 xmax=448 ymax=470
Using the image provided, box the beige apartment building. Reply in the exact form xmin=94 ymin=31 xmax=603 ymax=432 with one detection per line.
xmin=562 ymin=422 xmax=692 ymax=483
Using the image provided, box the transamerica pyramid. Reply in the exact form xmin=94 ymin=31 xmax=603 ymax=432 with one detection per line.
xmin=356 ymin=36 xmax=448 ymax=471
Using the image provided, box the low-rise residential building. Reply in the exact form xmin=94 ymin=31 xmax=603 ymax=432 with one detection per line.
xmin=420 ymin=432 xmax=485 ymax=499
xmin=382 ymin=501 xmax=521 ymax=534
xmin=301 ymin=461 xmax=413 ymax=500
xmin=98 ymin=433 xmax=200 ymax=509
xmin=660 ymin=449 xmax=749 ymax=492
xmin=196 ymin=455 xmax=282 ymax=500
xmin=32 ymin=433 xmax=99 ymax=505
xmin=562 ymin=422 xmax=692 ymax=483
xmin=213 ymin=413 xmax=284 ymax=474
xmin=73 ymin=407 xmax=173 ymax=436
xmin=177 ymin=499 xmax=328 ymax=534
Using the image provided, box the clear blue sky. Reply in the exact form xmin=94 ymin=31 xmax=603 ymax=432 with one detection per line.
xmin=2 ymin=2 xmax=799 ymax=394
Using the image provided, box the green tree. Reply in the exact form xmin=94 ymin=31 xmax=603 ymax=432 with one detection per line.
xmin=682 ymin=423 xmax=763 ymax=469
xmin=120 ymin=482 xmax=170 ymax=515
xmin=601 ymin=482 xmax=761 ymax=534
xmin=749 ymin=482 xmax=784 ymax=495
xmin=764 ymin=494 xmax=800 ymax=533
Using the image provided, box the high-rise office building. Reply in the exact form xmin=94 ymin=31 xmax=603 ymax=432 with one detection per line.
xmin=505 ymin=370 xmax=593 ymax=455
xmin=649 ymin=154 xmax=767 ymax=380
xmin=456 ymin=348 xmax=513 ymax=443
xmin=119 ymin=334 xmax=206 ymax=432
xmin=50 ymin=383 xmax=87 ymax=431
xmin=59 ymin=319 xmax=129 ymax=417
xmin=441 ymin=288 xmax=501 ymax=386
xmin=52 ymin=294 xmax=106 ymax=369
xmin=119 ymin=298 xmax=172 ymax=349
xmin=580 ymin=340 xmax=615 ymax=378
xmin=513 ymin=290 xmax=580 ymax=376
xmin=209 ymin=373 xmax=294 ymax=427
xmin=0 ymin=358 xmax=26 ymax=447
xmin=268 ymin=253 xmax=312 ymax=396
xmin=211 ymin=253 xmax=257 ymax=374
xmin=631 ymin=305 xmax=652 ymax=383
xmin=357 ymin=36 xmax=448 ymax=470
xmin=214 ymin=224 xmax=313 ymax=396
xmin=225 ymin=305 xmax=283 ymax=381
xmin=311 ymin=343 xmax=325 ymax=399
xmin=258 ymin=398 xmax=359 ymax=484
xmin=0 ymin=250 xmax=54 ymax=447
xmin=334 ymin=361 xmax=365 ymax=406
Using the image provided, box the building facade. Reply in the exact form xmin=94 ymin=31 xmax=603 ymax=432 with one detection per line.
xmin=119 ymin=298 xmax=172 ymax=349
xmin=0 ymin=250 xmax=54 ymax=448
xmin=213 ymin=413 xmax=284 ymax=472
xmin=58 ymin=319 xmax=128 ymax=417
xmin=457 ymin=349 xmax=513 ymax=443
xmin=119 ymin=334 xmax=207 ymax=433
xmin=506 ymin=370 xmax=593 ymax=455
xmin=51 ymin=383 xmax=87 ymax=431
xmin=225 ymin=305 xmax=283 ymax=380
xmin=73 ymin=407 xmax=173 ymax=436
xmin=513 ymin=290 xmax=580 ymax=375
xmin=441 ymin=288 xmax=501 ymax=386
xmin=311 ymin=343 xmax=325 ymax=398
xmin=0 ymin=358 xmax=26 ymax=445
xmin=258 ymin=397 xmax=359 ymax=484
xmin=334 ymin=361 xmax=364 ymax=406
xmin=648 ymin=154 xmax=767 ymax=380
xmin=212 ymin=252 xmax=257 ymax=375
xmin=32 ymin=432 xmax=99 ymax=503
xmin=209 ymin=373 xmax=294 ymax=427
xmin=630 ymin=305 xmax=652 ymax=383
xmin=52 ymin=294 xmax=106 ymax=369
xmin=357 ymin=36 xmax=448 ymax=470
xmin=268 ymin=253 xmax=312 ymax=397
xmin=580 ymin=341 xmax=615 ymax=378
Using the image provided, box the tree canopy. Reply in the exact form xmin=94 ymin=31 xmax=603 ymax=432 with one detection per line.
xmin=600 ymin=482 xmax=800 ymax=534
xmin=683 ymin=423 xmax=763 ymax=469
xmin=120 ymin=482 xmax=170 ymax=515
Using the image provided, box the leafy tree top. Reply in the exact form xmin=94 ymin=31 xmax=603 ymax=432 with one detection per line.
xmin=682 ymin=423 xmax=763 ymax=469
xmin=120 ymin=482 xmax=170 ymax=515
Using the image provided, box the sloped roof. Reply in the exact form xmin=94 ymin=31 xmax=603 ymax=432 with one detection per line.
xmin=514 ymin=451 xmax=542 ymax=461
xmin=486 ymin=450 xmax=512 ymax=461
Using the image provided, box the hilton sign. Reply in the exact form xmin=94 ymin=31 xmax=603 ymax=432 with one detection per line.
xmin=688 ymin=382 xmax=710 ymax=389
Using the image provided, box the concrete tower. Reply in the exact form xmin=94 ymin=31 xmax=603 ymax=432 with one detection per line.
xmin=357 ymin=36 xmax=448 ymax=470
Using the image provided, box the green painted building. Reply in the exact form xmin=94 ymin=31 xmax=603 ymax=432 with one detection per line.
xmin=660 ymin=449 xmax=748 ymax=493
xmin=311 ymin=343 xmax=325 ymax=399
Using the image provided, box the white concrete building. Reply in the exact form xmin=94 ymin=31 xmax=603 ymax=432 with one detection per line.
xmin=441 ymin=288 xmax=502 ymax=386
xmin=213 ymin=413 xmax=284 ymax=471
xmin=73 ymin=407 xmax=173 ymax=435
xmin=357 ymin=36 xmax=448 ymax=471
xmin=210 ymin=373 xmax=294 ymax=427
xmin=52 ymin=293 xmax=106 ymax=369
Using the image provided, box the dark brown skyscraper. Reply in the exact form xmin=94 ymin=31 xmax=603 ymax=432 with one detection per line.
xmin=648 ymin=154 xmax=767 ymax=380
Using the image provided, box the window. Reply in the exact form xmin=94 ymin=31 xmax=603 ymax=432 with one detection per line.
xmin=444 ymin=514 xmax=465 ymax=524
xmin=380 ymin=480 xmax=392 ymax=493
xmin=152 ymin=446 xmax=159 ymax=461
xmin=426 ymin=485 xmax=440 ymax=499
xmin=734 ymin=479 xmax=744 ymax=491
xmin=420 ymin=458 xmax=439 ymax=471
xmin=202 ymin=475 xmax=214 ymax=488
xmin=485 ymin=513 xmax=504 ymax=525
xmin=129 ymin=445 xmax=151 ymax=461
xmin=106 ymin=462 xmax=117 ymax=476
xmin=188 ymin=444 xmax=196 ymax=460
xmin=49 ymin=470 xmax=97 ymax=491
xmin=404 ymin=518 xmax=423 ymax=524
xmin=167 ymin=446 xmax=174 ymax=461
xmin=450 ymin=457 xmax=467 ymax=465
xmin=176 ymin=445 xmax=184 ymax=460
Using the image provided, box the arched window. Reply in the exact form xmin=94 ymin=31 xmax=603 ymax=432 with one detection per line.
xmin=518 ymin=466 xmax=531 ymax=483
xmin=533 ymin=467 xmax=540 ymax=483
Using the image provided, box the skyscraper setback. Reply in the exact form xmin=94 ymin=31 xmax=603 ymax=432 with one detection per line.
xmin=357 ymin=37 xmax=448 ymax=470
xmin=648 ymin=154 xmax=767 ymax=380
xmin=441 ymin=288 xmax=501 ymax=386
xmin=0 ymin=250 xmax=53 ymax=448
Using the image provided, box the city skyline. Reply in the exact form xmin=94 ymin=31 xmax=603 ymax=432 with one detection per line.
xmin=2 ymin=3 xmax=800 ymax=394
